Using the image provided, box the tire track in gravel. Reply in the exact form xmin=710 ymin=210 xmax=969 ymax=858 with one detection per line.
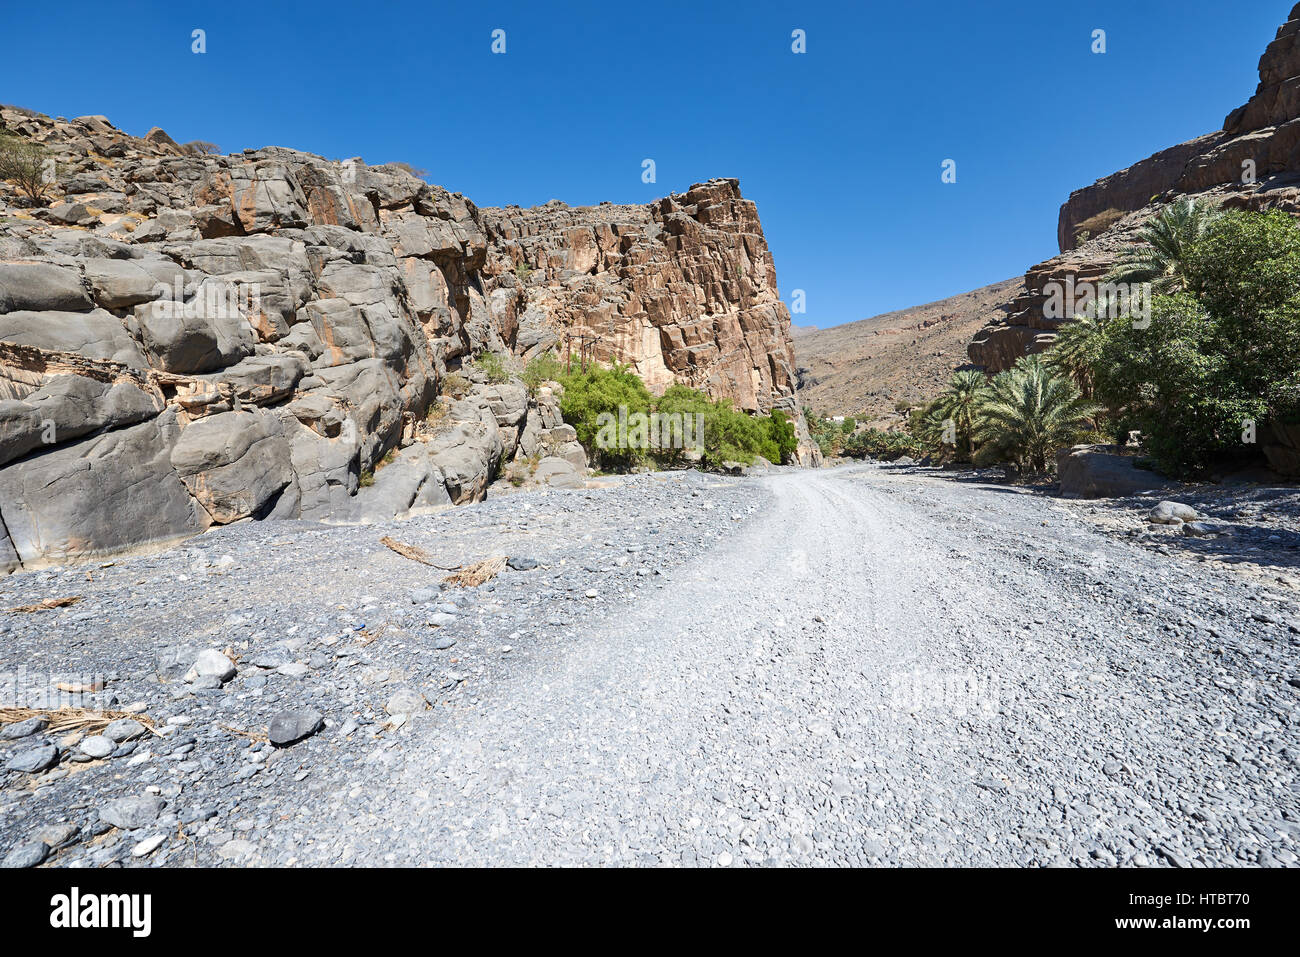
xmin=293 ymin=466 xmax=1298 ymax=867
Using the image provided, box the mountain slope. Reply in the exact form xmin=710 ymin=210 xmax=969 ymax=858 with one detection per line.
xmin=794 ymin=278 xmax=1021 ymax=425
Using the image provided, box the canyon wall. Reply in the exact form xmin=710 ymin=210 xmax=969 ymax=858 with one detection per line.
xmin=0 ymin=107 xmax=806 ymax=572
xmin=970 ymin=2 xmax=1300 ymax=371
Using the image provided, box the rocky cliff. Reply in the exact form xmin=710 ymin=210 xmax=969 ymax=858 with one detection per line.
xmin=0 ymin=107 xmax=805 ymax=573
xmin=480 ymin=181 xmax=801 ymax=418
xmin=969 ymin=2 xmax=1300 ymax=372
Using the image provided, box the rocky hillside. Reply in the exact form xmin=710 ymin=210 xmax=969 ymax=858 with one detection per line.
xmin=969 ymin=2 xmax=1300 ymax=371
xmin=482 ymin=181 xmax=801 ymax=416
xmin=794 ymin=278 xmax=1021 ymax=425
xmin=0 ymin=107 xmax=806 ymax=573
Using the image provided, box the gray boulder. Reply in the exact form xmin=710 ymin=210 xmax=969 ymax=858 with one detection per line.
xmin=5 ymin=745 xmax=58 ymax=774
xmin=0 ymin=262 xmax=93 ymax=313
xmin=0 ymin=309 xmax=147 ymax=367
xmin=349 ymin=443 xmax=452 ymax=522
xmin=268 ymin=709 xmax=324 ymax=747
xmin=0 ymin=373 xmax=162 ymax=467
xmin=1149 ymin=501 xmax=1199 ymax=525
xmin=1056 ymin=445 xmax=1179 ymax=499
xmin=98 ymin=794 xmax=164 ymax=830
xmin=170 ymin=409 xmax=293 ymax=523
xmin=126 ymin=279 xmax=257 ymax=373
xmin=0 ymin=410 xmax=206 ymax=569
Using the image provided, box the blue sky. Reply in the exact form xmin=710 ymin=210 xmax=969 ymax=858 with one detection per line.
xmin=0 ymin=0 xmax=1286 ymax=328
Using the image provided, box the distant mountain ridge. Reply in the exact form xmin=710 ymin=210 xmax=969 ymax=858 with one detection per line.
xmin=793 ymin=278 xmax=1021 ymax=426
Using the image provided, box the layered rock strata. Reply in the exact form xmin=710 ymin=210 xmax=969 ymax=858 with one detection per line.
xmin=0 ymin=108 xmax=807 ymax=571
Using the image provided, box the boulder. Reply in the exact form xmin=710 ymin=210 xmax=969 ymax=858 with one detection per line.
xmin=1056 ymin=445 xmax=1180 ymax=499
xmin=0 ymin=309 xmax=147 ymax=367
xmin=169 ymin=408 xmax=294 ymax=523
xmin=127 ymin=279 xmax=257 ymax=373
xmin=534 ymin=456 xmax=584 ymax=488
xmin=348 ymin=443 xmax=452 ymax=522
xmin=0 ymin=410 xmax=206 ymax=569
xmin=0 ymin=373 xmax=163 ymax=467
xmin=269 ymin=710 xmax=324 ymax=747
xmin=0 ymin=262 xmax=93 ymax=313
xmin=1149 ymin=501 xmax=1199 ymax=525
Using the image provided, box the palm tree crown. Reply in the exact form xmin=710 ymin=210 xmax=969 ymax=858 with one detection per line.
xmin=1104 ymin=196 xmax=1222 ymax=294
xmin=973 ymin=355 xmax=1099 ymax=473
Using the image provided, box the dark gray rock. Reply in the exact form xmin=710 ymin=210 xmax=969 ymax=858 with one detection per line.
xmin=5 ymin=744 xmax=58 ymax=773
xmin=98 ymin=794 xmax=165 ymax=830
xmin=1 ymin=840 xmax=49 ymax=868
xmin=268 ymin=709 xmax=324 ymax=747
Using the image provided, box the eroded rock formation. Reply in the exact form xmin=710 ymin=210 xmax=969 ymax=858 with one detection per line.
xmin=481 ymin=180 xmax=801 ymax=417
xmin=969 ymin=2 xmax=1300 ymax=372
xmin=0 ymin=107 xmax=807 ymax=572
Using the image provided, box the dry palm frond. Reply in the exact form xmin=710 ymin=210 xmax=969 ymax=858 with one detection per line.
xmin=443 ymin=555 xmax=508 ymax=588
xmin=379 ymin=536 xmax=462 ymax=570
xmin=220 ymin=724 xmax=269 ymax=744
xmin=6 ymin=596 xmax=83 ymax=613
xmin=0 ymin=706 xmax=158 ymax=737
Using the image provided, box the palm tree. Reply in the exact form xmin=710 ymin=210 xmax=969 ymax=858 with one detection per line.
xmin=1105 ymin=196 xmax=1222 ymax=294
xmin=924 ymin=369 xmax=990 ymax=460
xmin=973 ymin=355 xmax=1100 ymax=474
xmin=1045 ymin=315 xmax=1102 ymax=397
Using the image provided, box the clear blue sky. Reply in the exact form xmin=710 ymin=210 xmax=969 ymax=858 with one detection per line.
xmin=0 ymin=0 xmax=1287 ymax=328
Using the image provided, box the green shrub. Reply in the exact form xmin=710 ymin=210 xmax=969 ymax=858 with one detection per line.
xmin=522 ymin=350 xmax=563 ymax=397
xmin=558 ymin=362 xmax=654 ymax=471
xmin=1093 ymin=209 xmax=1300 ymax=475
xmin=471 ymin=351 xmax=511 ymax=384
xmin=558 ymin=368 xmax=796 ymax=472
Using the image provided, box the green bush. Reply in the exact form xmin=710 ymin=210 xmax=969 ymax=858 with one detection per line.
xmin=559 ymin=367 xmax=797 ymax=472
xmin=1093 ymin=209 xmax=1300 ymax=475
xmin=558 ymin=362 xmax=654 ymax=471
xmin=471 ymin=351 xmax=511 ymax=384
xmin=521 ymin=350 xmax=563 ymax=397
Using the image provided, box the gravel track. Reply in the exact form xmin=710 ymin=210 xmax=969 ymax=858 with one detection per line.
xmin=1 ymin=466 xmax=1296 ymax=867
xmin=286 ymin=466 xmax=1300 ymax=866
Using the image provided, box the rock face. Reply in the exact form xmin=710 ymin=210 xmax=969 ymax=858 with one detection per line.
xmin=0 ymin=108 xmax=809 ymax=572
xmin=970 ymin=4 xmax=1300 ymax=372
xmin=482 ymin=180 xmax=801 ymax=418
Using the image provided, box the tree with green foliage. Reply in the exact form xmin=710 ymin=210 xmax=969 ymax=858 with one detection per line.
xmin=1045 ymin=315 xmax=1104 ymax=398
xmin=918 ymin=369 xmax=989 ymax=461
xmin=1104 ymin=196 xmax=1222 ymax=294
xmin=1093 ymin=209 xmax=1300 ymax=475
xmin=842 ymin=428 xmax=923 ymax=461
xmin=973 ymin=355 xmax=1098 ymax=474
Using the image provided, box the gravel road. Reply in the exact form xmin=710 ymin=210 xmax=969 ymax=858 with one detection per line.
xmin=1 ymin=466 xmax=1297 ymax=867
